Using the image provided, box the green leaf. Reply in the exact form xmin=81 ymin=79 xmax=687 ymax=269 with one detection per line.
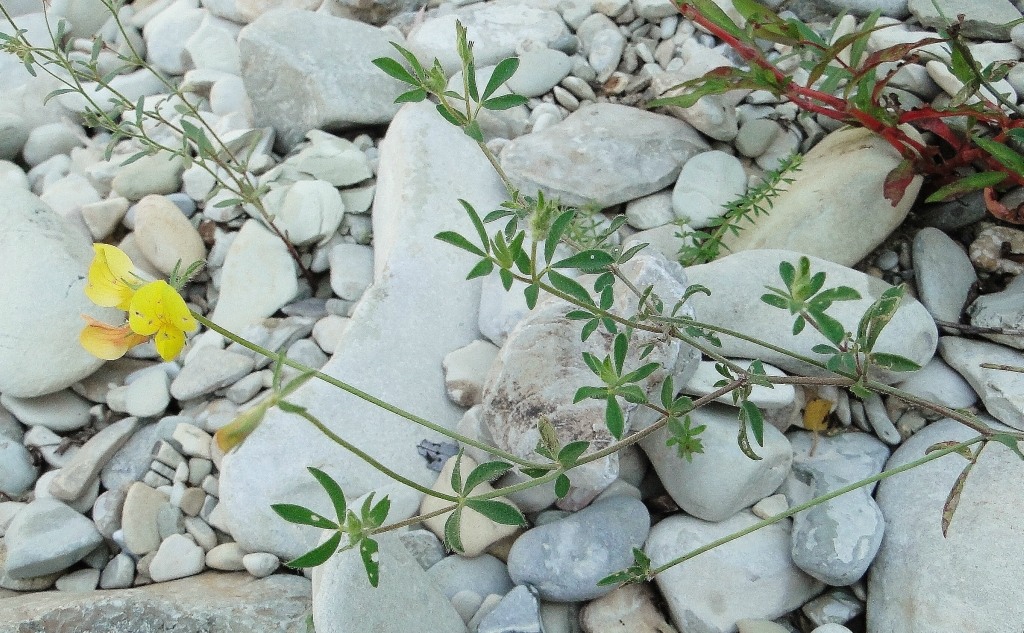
xmin=464 ymin=461 xmax=514 ymax=493
xmin=547 ymin=270 xmax=595 ymax=307
xmin=436 ymin=104 xmax=465 ymax=127
xmin=307 ymin=467 xmax=347 ymax=525
xmin=435 ymin=231 xmax=486 ymax=257
xmin=466 ymin=258 xmax=495 ymax=280
xmin=620 ymin=362 xmax=660 ymax=384
xmin=372 ymin=56 xmax=418 ymax=85
xmin=466 ymin=499 xmax=526 ymax=526
xmin=483 ymin=94 xmax=529 ymax=110
xmin=686 ymin=0 xmax=746 ymax=40
xmin=554 ymin=473 xmax=570 ymax=498
xmin=924 ymin=171 xmax=1007 ymax=203
xmin=465 ymin=60 xmax=479 ymax=103
xmin=660 ymin=376 xmax=675 ymax=409
xmin=284 ymin=532 xmax=342 ymax=568
xmin=450 ymin=450 xmax=465 ymax=493
xmin=359 ymin=537 xmax=380 ymax=587
xmin=394 ymin=87 xmax=428 ymax=103
xmin=942 ymin=459 xmax=975 ymax=537
xmin=779 ymin=260 xmax=796 ymax=287
xmin=557 ymin=440 xmax=590 ymax=466
xmin=581 ymin=319 xmax=600 ymax=341
xmin=464 ymin=120 xmax=484 ymax=142
xmin=870 ymin=353 xmax=921 ymax=372
xmin=367 ymin=496 xmax=391 ymax=527
xmin=524 ymin=283 xmax=540 ymax=309
xmin=793 ymin=315 xmax=806 ymax=335
xmin=990 ymin=433 xmax=1024 ymax=460
xmin=444 ymin=508 xmax=464 ymax=553
xmin=574 ymin=385 xmax=608 ymax=403
xmin=499 ymin=268 xmax=514 ymax=291
xmin=545 ymin=210 xmax=575 ymax=263
xmin=613 ymin=333 xmax=628 ymax=375
xmin=181 ymin=120 xmax=215 ymax=161
xmin=606 ymin=397 xmax=624 ymax=440
xmin=974 ymin=135 xmax=1024 ymax=175
xmin=483 ymin=57 xmax=520 ymax=100
xmin=616 ymin=385 xmax=647 ymax=404
xmin=811 ymin=343 xmax=840 ymax=355
xmin=741 ymin=400 xmax=765 ymax=447
xmin=271 ymin=504 xmax=337 ymax=529
xmin=760 ymin=293 xmax=790 ymax=310
xmin=811 ymin=310 xmax=847 ymax=347
xmin=814 ymin=286 xmax=862 ymax=303
xmin=552 ymin=250 xmax=615 ymax=271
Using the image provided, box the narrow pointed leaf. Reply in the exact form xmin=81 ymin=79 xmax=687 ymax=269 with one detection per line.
xmin=606 ymin=397 xmax=624 ymax=440
xmin=870 ymin=353 xmax=921 ymax=372
xmin=524 ymin=283 xmax=539 ymax=309
xmin=271 ymin=504 xmax=337 ymax=529
xmin=557 ymin=440 xmax=590 ymax=466
xmin=372 ymin=57 xmax=418 ymax=85
xmin=359 ymin=537 xmax=381 ymax=587
xmin=483 ymin=57 xmax=520 ymax=100
xmin=307 ymin=467 xmax=347 ymax=524
xmin=620 ymin=362 xmax=660 ymax=384
xmin=547 ymin=270 xmax=595 ymax=307
xmin=435 ymin=231 xmax=486 ymax=257
xmin=574 ymin=385 xmax=609 ymax=402
xmin=555 ymin=473 xmax=570 ymax=498
xmin=483 ymin=94 xmax=529 ymax=110
xmin=545 ymin=210 xmax=576 ymax=263
xmin=942 ymin=460 xmax=975 ymax=537
xmin=466 ymin=499 xmax=526 ymax=526
xmin=466 ymin=258 xmax=495 ymax=280
xmin=552 ymin=250 xmax=614 ymax=271
xmin=444 ymin=508 xmax=465 ymax=553
xmin=284 ymin=532 xmax=342 ymax=568
xmin=613 ymin=333 xmax=628 ymax=375
xmin=464 ymin=461 xmax=514 ymax=493
xmin=394 ymin=88 xmax=428 ymax=103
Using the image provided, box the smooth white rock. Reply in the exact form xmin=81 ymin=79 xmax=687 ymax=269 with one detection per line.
xmin=640 ymin=404 xmax=792 ymax=522
xmin=218 ymin=102 xmax=505 ymax=559
xmin=55 ymin=567 xmax=101 ymax=592
xmin=206 ymin=542 xmax=247 ymax=571
xmin=121 ymin=482 xmax=169 ymax=556
xmin=625 ymin=190 xmax=676 ymax=230
xmin=210 ymin=219 xmax=298 ymax=332
xmin=894 ymin=356 xmax=977 ymax=410
xmin=647 ymin=512 xmax=824 ymax=633
xmin=48 ymin=417 xmax=140 ymax=502
xmin=242 ymin=552 xmax=280 ymax=578
xmin=939 ymin=337 xmax=1024 ymax=430
xmin=672 ymin=150 xmax=747 ymax=228
xmin=184 ymin=13 xmax=242 ymax=74
xmin=0 ymin=437 xmax=38 ymax=497
xmin=313 ymin=532 xmax=467 ymax=633
xmin=81 ymin=197 xmax=130 ymax=240
xmin=107 ymin=366 xmax=171 ymax=418
xmin=142 ymin=0 xmax=205 ymax=74
xmin=328 ymin=242 xmax=373 ymax=301
xmin=507 ymin=48 xmax=573 ymax=98
xmin=171 ymin=347 xmax=255 ymax=401
xmin=912 ymin=227 xmax=976 ymax=323
xmin=287 ymin=130 xmax=372 ymax=187
xmin=0 ymin=188 xmax=116 ymax=397
xmin=1 ymin=390 xmax=91 ymax=433
xmin=681 ymin=361 xmax=794 ymax=409
xmin=869 ymin=418 xmax=1024 ymax=632
xmin=133 ymin=194 xmax=207 ymax=276
xmin=721 ymin=128 xmax=923 ymax=266
xmin=686 ymin=250 xmax=937 ymax=383
xmin=2 ymin=498 xmax=104 ymax=579
xmin=579 ymin=582 xmax=678 ymax=633
xmin=311 ymin=315 xmax=350 ymax=354
xmin=443 ymin=340 xmax=500 ymax=407
xmin=149 ymin=533 xmax=206 ymax=581
xmin=111 ymin=154 xmax=185 ymax=201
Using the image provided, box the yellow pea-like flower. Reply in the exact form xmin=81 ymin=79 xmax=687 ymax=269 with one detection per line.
xmin=79 ymin=316 xmax=150 ymax=360
xmin=85 ymin=244 xmax=140 ymax=311
xmin=128 ymin=280 xmax=198 ymax=361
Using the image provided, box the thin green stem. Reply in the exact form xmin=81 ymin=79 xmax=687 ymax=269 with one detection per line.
xmin=193 ymin=313 xmax=546 ymax=469
xmin=648 ymin=435 xmax=986 ymax=577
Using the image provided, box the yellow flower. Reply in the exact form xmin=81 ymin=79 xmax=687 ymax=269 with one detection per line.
xmin=86 ymin=244 xmax=140 ymax=311
xmin=79 ymin=316 xmax=149 ymax=360
xmin=128 ymin=280 xmax=198 ymax=361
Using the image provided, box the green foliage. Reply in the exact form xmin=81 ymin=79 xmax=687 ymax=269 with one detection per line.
xmin=597 ymin=547 xmax=652 ymax=586
xmin=442 ymin=451 xmax=527 ymax=553
xmin=574 ymin=332 xmax=660 ymax=439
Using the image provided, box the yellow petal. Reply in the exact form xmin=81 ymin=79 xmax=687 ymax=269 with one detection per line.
xmin=153 ymin=325 xmax=186 ymax=361
xmin=79 ymin=316 xmax=148 ymax=360
xmin=162 ymin=285 xmax=198 ymax=333
xmin=128 ymin=281 xmax=170 ymax=336
xmin=803 ymin=398 xmax=833 ymax=432
xmin=86 ymin=244 xmax=137 ymax=311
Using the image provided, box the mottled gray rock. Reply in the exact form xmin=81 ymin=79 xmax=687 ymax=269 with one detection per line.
xmin=939 ymin=337 xmax=1024 ymax=430
xmin=2 ymin=499 xmax=103 ymax=579
xmin=803 ymin=0 xmax=908 ymax=18
xmin=262 ymin=180 xmax=346 ymax=247
xmin=869 ymin=419 xmax=1024 ymax=632
xmin=101 ymin=422 xmax=160 ymax=492
xmin=49 ymin=417 xmax=140 ymax=502
xmin=647 ymin=511 xmax=824 ymax=633
xmin=721 ymin=128 xmax=923 ymax=267
xmin=312 ymin=532 xmax=467 ymax=633
xmin=443 ymin=340 xmax=499 ymax=407
xmin=507 ymin=495 xmax=650 ymax=601
xmin=0 ymin=572 xmax=311 ymax=632
xmin=398 ymin=529 xmax=446 ymax=570
xmin=239 ymin=9 xmax=407 ymax=151
xmin=500 ymin=103 xmax=710 ymax=208
xmin=782 ymin=431 xmax=889 ymax=586
xmin=686 ymin=250 xmax=937 ymax=383
xmin=640 ymin=404 xmax=792 ymax=522
xmin=482 ymin=251 xmax=700 ymax=507
xmin=219 ymin=102 xmax=506 ymax=560
xmin=579 ymin=582 xmax=678 ymax=632
xmin=913 ymin=228 xmax=976 ymax=323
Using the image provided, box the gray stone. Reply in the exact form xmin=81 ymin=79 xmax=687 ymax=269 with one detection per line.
xmin=686 ymin=250 xmax=937 ymax=383
xmin=261 ymin=180 xmax=346 ymax=247
xmin=398 ymin=529 xmax=446 ymax=570
xmin=121 ymin=482 xmax=169 ymax=556
xmin=782 ymin=431 xmax=889 ymax=586
xmin=33 ymin=469 xmax=98 ymax=514
xmin=895 ymin=356 xmax=977 ymax=410
xmin=209 ymin=219 xmax=299 ymax=332
xmin=206 ymin=542 xmax=247 ymax=571
xmin=802 ymin=589 xmax=863 ymax=628
xmin=804 ymin=0 xmax=908 ymax=18
xmin=443 ymin=340 xmax=499 ymax=407
xmin=640 ymin=404 xmax=792 ymax=522
xmin=478 ymin=585 xmax=543 ymax=633
xmin=625 ymin=191 xmax=675 ymax=231
xmin=909 ymin=0 xmax=1021 ymax=39
xmin=967 ymin=273 xmax=1024 ymax=349
xmin=149 ymin=533 xmax=206 ymax=582
xmin=111 ymin=154 xmax=184 ymax=201
xmin=55 ymin=568 xmax=100 ymax=592
xmin=868 ymin=419 xmax=1024 ymax=632
xmin=507 ymin=495 xmax=650 ymax=602
xmin=242 ymin=552 xmax=280 ymax=578
xmin=0 ymin=436 xmax=37 ymax=497
xmin=647 ymin=511 xmax=824 ymax=633
xmin=500 ymin=103 xmax=710 ymax=208
xmin=99 ymin=552 xmax=135 ymax=589
xmin=2 ymin=498 xmax=103 ymax=579
xmin=409 ymin=1 xmax=569 ymax=74
xmin=171 ymin=348 xmax=256 ymax=401
xmin=239 ymin=9 xmax=407 ymax=151
xmin=913 ymin=228 xmax=976 ymax=323
xmin=427 ymin=554 xmax=514 ymax=601
xmin=672 ymin=150 xmax=747 ymax=229
xmin=721 ymin=128 xmax=923 ymax=267
xmin=101 ymin=422 xmax=160 ymax=492
xmin=507 ymin=48 xmax=573 ymax=98
xmin=219 ymin=102 xmax=506 ymax=560
xmin=0 ymin=389 xmax=91 ymax=432
xmin=580 ymin=582 xmax=678 ymax=632
xmin=328 ymin=242 xmax=373 ymax=301
xmin=312 ymin=532 xmax=467 ymax=633
xmin=133 ymin=194 xmax=207 ymax=276
xmin=939 ymin=337 xmax=1024 ymax=430
xmin=0 ymin=572 xmax=311 ymax=632
xmin=49 ymin=417 xmax=140 ymax=502
xmin=106 ymin=366 xmax=171 ymax=418
xmin=92 ymin=488 xmax=126 ymax=539
xmin=735 ymin=118 xmax=783 ymax=158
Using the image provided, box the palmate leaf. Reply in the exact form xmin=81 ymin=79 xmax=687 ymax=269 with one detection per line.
xmin=483 ymin=57 xmax=520 ymax=100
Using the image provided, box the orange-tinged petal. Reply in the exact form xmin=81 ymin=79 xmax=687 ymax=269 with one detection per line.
xmin=214 ymin=400 xmax=271 ymax=452
xmin=79 ymin=316 xmax=148 ymax=360
xmin=86 ymin=244 xmax=137 ymax=310
xmin=153 ymin=325 xmax=186 ymax=361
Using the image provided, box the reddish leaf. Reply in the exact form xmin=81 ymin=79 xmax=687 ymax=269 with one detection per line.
xmin=984 ymin=187 xmax=1024 ymax=224
xmin=883 ymin=159 xmax=916 ymax=207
